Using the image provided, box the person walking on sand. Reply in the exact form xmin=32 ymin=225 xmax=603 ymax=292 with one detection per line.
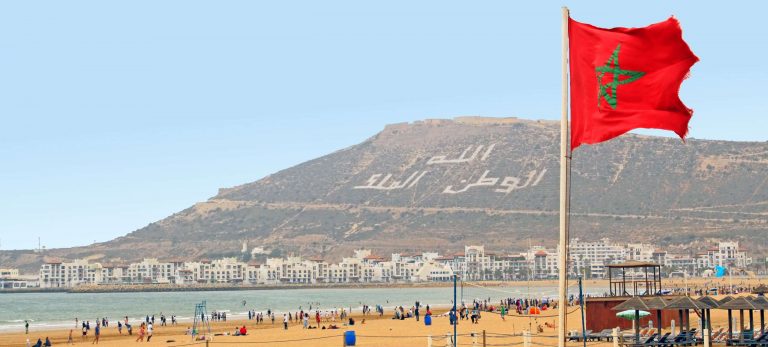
xmin=44 ymin=337 xmax=51 ymax=347
xmin=25 ymin=320 xmax=29 ymax=334
xmin=135 ymin=323 xmax=145 ymax=342
xmin=147 ymin=322 xmax=153 ymax=342
xmin=92 ymin=322 xmax=100 ymax=344
xmin=500 ymin=305 xmax=507 ymax=321
xmin=67 ymin=329 xmax=74 ymax=344
xmin=283 ymin=313 xmax=288 ymax=330
xmin=82 ymin=325 xmax=88 ymax=341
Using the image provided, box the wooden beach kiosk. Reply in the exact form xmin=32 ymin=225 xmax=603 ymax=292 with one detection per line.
xmin=585 ymin=261 xmax=673 ymax=332
xmin=607 ymin=261 xmax=662 ymax=297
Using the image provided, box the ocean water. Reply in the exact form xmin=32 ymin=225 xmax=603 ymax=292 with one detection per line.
xmin=0 ymin=284 xmax=605 ymax=332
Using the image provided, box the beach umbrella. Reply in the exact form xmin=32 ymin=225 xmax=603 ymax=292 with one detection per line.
xmin=666 ymin=296 xmax=707 ymax=334
xmin=613 ymin=297 xmax=651 ymax=342
xmin=750 ymin=296 xmax=768 ymax=335
xmin=719 ymin=296 xmax=735 ymax=305
xmin=644 ymin=297 xmax=669 ymax=336
xmin=697 ymin=296 xmax=720 ymax=340
xmin=718 ymin=296 xmax=735 ymax=342
xmin=753 ymin=285 xmax=768 ymax=296
xmin=719 ymin=296 xmax=758 ymax=343
xmin=617 ymin=310 xmax=651 ymax=320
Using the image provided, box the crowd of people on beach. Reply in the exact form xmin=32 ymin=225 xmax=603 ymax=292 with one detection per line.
xmin=19 ymin=293 xmax=571 ymax=345
xmin=21 ymin=313 xmax=178 ymax=345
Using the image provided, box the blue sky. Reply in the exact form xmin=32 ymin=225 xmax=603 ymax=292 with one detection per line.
xmin=1 ymin=1 xmax=766 ymax=250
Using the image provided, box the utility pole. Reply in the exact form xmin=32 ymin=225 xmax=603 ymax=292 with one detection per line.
xmin=453 ymin=274 xmax=458 ymax=347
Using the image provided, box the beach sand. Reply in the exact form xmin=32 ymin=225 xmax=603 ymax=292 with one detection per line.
xmin=3 ymin=277 xmax=764 ymax=346
xmin=1 ymin=306 xmax=569 ymax=347
xmin=2 ymin=298 xmax=757 ymax=347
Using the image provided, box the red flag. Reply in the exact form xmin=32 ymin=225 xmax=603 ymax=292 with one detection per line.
xmin=568 ymin=17 xmax=699 ymax=150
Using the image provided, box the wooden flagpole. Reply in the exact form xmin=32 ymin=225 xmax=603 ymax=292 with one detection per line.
xmin=558 ymin=6 xmax=571 ymax=347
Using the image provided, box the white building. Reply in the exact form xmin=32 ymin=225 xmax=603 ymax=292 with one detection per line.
xmin=569 ymin=238 xmax=626 ymax=278
xmin=30 ymin=240 xmax=754 ymax=288
xmin=708 ymin=242 xmax=751 ymax=268
xmin=39 ymin=259 xmax=103 ymax=288
xmin=0 ymin=268 xmax=20 ymax=278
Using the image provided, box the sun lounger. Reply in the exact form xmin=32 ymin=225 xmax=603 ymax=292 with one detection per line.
xmin=731 ymin=330 xmax=768 ymax=347
xmin=623 ymin=333 xmax=658 ymax=347
xmin=569 ymin=330 xmax=592 ymax=342
xmin=588 ymin=329 xmax=614 ymax=341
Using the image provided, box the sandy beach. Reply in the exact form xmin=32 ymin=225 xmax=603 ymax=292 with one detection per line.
xmin=3 ymin=277 xmax=765 ymax=347
xmin=1 ymin=306 xmax=571 ymax=347
xmin=5 ymin=298 xmax=760 ymax=347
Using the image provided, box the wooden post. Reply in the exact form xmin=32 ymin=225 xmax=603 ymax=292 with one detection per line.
xmin=524 ymin=330 xmax=532 ymax=347
xmin=740 ymin=310 xmax=745 ymax=340
xmin=727 ymin=310 xmax=732 ymax=344
xmin=671 ymin=320 xmax=675 ymax=338
xmin=558 ymin=6 xmax=571 ymax=347
xmin=703 ymin=328 xmax=710 ymax=347
xmin=483 ymin=330 xmax=486 ymax=347
xmin=427 ymin=335 xmax=433 ymax=347
xmin=612 ymin=328 xmax=619 ymax=347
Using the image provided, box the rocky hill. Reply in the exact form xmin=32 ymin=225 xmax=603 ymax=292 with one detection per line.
xmin=3 ymin=117 xmax=768 ymax=272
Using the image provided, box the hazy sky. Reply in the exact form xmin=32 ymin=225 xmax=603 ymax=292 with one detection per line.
xmin=1 ymin=1 xmax=766 ymax=250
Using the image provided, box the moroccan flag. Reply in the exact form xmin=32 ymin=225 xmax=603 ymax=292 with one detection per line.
xmin=569 ymin=17 xmax=699 ymax=150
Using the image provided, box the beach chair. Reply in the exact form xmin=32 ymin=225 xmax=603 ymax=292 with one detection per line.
xmin=623 ymin=333 xmax=658 ymax=347
xmin=751 ymin=331 xmax=768 ymax=346
xmin=599 ymin=329 xmax=618 ymax=341
xmin=587 ymin=329 xmax=610 ymax=341
xmin=665 ymin=330 xmax=694 ymax=347
xmin=569 ymin=330 xmax=592 ymax=342
xmin=710 ymin=328 xmax=725 ymax=341
xmin=731 ymin=330 xmax=767 ymax=347
xmin=714 ymin=328 xmax=733 ymax=344
xmin=639 ymin=328 xmax=650 ymax=338
xmin=652 ymin=332 xmax=672 ymax=347
xmin=734 ymin=330 xmax=755 ymax=346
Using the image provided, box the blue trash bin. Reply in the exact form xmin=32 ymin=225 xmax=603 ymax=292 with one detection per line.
xmin=424 ymin=315 xmax=432 ymax=326
xmin=345 ymin=330 xmax=356 ymax=346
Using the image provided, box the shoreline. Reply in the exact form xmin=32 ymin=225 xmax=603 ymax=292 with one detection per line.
xmin=0 ymin=279 xmax=581 ymax=294
xmin=0 ymin=276 xmax=758 ymax=294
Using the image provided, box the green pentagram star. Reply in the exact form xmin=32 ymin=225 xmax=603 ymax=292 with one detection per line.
xmin=595 ymin=44 xmax=645 ymax=109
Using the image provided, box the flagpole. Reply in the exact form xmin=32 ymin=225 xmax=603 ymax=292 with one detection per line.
xmin=558 ymin=6 xmax=571 ymax=347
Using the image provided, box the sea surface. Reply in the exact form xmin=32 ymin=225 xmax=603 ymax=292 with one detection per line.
xmin=0 ymin=284 xmax=607 ymax=332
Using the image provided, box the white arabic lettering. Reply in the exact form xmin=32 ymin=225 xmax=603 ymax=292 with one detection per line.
xmin=353 ymin=171 xmax=429 ymax=191
xmin=427 ymin=144 xmax=496 ymax=165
